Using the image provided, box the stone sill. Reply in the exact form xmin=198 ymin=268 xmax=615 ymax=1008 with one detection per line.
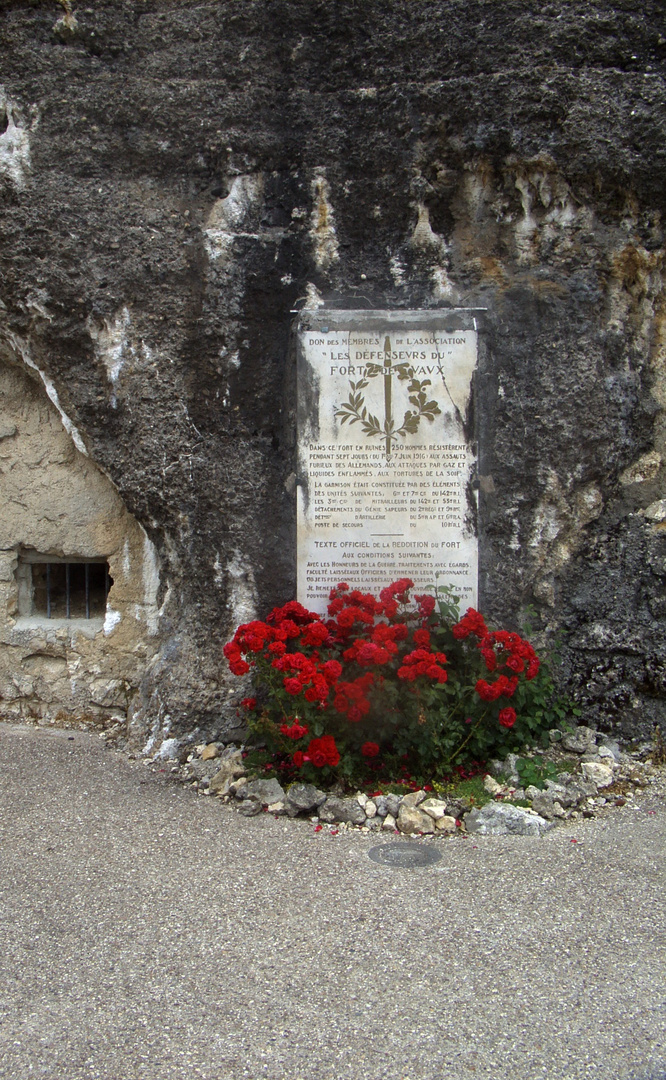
xmin=9 ymin=617 xmax=103 ymax=641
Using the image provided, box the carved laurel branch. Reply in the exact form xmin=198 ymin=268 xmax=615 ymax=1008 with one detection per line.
xmin=334 ymin=379 xmax=383 ymax=438
xmin=334 ymin=368 xmax=442 ymax=441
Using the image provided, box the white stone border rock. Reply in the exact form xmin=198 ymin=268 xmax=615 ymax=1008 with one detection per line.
xmin=145 ymin=725 xmax=663 ymax=839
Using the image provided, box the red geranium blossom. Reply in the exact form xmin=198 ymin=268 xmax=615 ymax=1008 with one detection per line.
xmin=414 ymin=593 xmax=436 ymax=617
xmin=333 ymin=672 xmax=374 ymax=720
xmin=498 ymin=707 xmax=517 ymax=728
xmin=452 ymin=608 xmax=488 ymax=640
xmin=397 ymin=647 xmax=448 ymax=683
xmin=301 ymin=621 xmax=331 ymax=647
xmin=280 ymin=721 xmax=308 ymax=739
xmin=320 ymin=659 xmax=343 ymax=684
xmin=307 ymin=735 xmax=340 ymax=768
xmin=526 ymin=658 xmax=540 ymax=680
xmin=361 ymin=742 xmax=380 ymax=758
xmin=475 ymin=674 xmax=519 ymax=701
xmin=283 ymin=678 xmax=302 ymax=696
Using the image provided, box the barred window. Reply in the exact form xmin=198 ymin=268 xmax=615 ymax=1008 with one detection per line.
xmin=17 ymin=556 xmax=112 ymax=620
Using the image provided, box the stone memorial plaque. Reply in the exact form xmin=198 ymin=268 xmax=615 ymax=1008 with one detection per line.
xmin=367 ymin=843 xmax=442 ymax=868
xmin=297 ymin=310 xmax=478 ymax=613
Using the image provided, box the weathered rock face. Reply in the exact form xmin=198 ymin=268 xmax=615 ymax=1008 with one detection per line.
xmin=0 ymin=1 xmax=665 ymax=742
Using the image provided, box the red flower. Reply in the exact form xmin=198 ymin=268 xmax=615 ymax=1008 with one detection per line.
xmin=320 ymin=659 xmax=342 ymax=684
xmin=241 ymin=697 xmax=257 ymax=711
xmin=307 ymin=735 xmax=340 ymax=768
xmin=280 ymin=721 xmax=308 ymax=739
xmin=269 ymin=601 xmax=319 ymax=625
xmin=500 ymin=675 xmax=519 ymax=699
xmin=292 ymin=751 xmax=305 ymax=767
xmin=476 ymin=674 xmax=518 ymax=701
xmin=283 ymin=678 xmax=302 ymax=695
xmin=304 ymin=683 xmax=326 ymax=703
xmin=413 ymin=628 xmax=431 ymax=648
xmin=301 ymin=621 xmax=330 ymax=647
xmin=452 ymin=608 xmax=488 ymax=640
xmin=343 ymin=640 xmax=393 ymax=666
xmin=475 ymin=678 xmax=499 ymax=702
xmin=414 ymin=594 xmax=436 ymax=617
xmin=480 ymin=648 xmax=497 ymax=672
xmin=397 ymin=647 xmax=448 ymax=684
xmin=361 ymin=742 xmax=380 ymax=758
xmin=505 ymin=654 xmax=525 ymax=674
xmin=336 ymin=608 xmax=357 ymax=630
xmin=333 ymin=672 xmax=374 ymax=720
xmin=526 ymin=658 xmax=540 ymax=680
xmin=381 ymin=577 xmax=414 ymax=598
xmin=498 ymin=707 xmax=517 ymax=729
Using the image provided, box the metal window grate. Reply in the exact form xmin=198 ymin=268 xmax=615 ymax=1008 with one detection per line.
xmin=31 ymin=561 xmax=112 ymax=620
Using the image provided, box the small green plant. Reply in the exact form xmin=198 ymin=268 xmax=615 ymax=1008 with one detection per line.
xmin=515 ymin=755 xmax=560 ymax=790
xmin=433 ymin=773 xmax=493 ymax=807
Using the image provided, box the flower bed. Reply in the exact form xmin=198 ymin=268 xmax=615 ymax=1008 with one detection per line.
xmin=224 ymin=580 xmax=563 ymax=790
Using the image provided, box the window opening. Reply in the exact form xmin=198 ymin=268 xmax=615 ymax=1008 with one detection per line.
xmin=21 ymin=559 xmax=112 ymax=620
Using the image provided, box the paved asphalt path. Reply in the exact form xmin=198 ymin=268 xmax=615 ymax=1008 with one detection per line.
xmin=0 ymin=722 xmax=664 ymax=1080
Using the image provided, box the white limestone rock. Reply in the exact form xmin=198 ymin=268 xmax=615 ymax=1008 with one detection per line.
xmin=465 ymin=802 xmax=553 ymax=837
xmin=420 ymin=798 xmax=449 ymax=820
xmin=397 ymin=805 xmax=435 ymax=835
xmin=401 ymin=789 xmax=427 ymax=809
xmin=435 ymin=815 xmax=457 ymax=832
xmin=581 ymin=762 xmax=614 ymax=788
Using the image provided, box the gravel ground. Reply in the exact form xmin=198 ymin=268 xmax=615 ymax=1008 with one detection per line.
xmin=0 ymin=721 xmax=665 ymax=1080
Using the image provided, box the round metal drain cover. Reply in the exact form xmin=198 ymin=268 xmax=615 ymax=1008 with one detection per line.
xmin=367 ymin=843 xmax=442 ymax=868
